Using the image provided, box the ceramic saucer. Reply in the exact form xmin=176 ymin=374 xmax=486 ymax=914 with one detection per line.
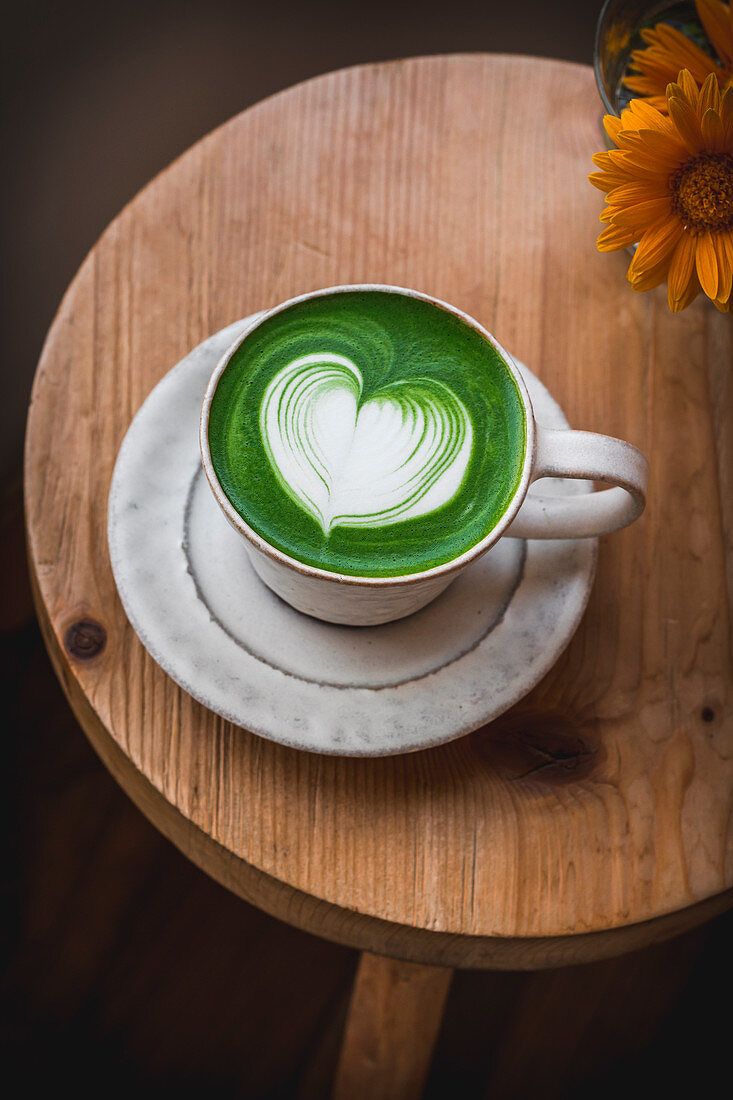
xmin=108 ymin=316 xmax=596 ymax=756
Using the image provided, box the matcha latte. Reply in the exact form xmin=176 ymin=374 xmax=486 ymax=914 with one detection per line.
xmin=207 ymin=290 xmax=527 ymax=578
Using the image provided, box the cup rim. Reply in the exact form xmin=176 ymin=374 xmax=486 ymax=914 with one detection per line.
xmin=199 ymin=284 xmax=537 ymax=589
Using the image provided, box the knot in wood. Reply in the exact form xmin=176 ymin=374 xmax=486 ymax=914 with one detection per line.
xmin=470 ymin=710 xmax=600 ymax=784
xmin=64 ymin=618 xmax=107 ymax=660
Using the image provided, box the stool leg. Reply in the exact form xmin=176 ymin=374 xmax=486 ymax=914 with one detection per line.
xmin=331 ymin=952 xmax=453 ymax=1100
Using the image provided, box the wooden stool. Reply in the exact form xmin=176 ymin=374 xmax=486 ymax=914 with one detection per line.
xmin=25 ymin=55 xmax=733 ymax=1097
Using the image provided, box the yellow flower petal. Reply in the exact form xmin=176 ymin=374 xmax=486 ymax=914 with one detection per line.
xmin=592 ymin=151 xmax=621 ymax=171
xmin=714 ymin=229 xmax=733 ymax=301
xmin=620 ymin=105 xmax=640 ymax=132
xmin=657 ymin=33 xmax=725 ymax=84
xmin=597 ymin=224 xmax=636 ymax=252
xmin=624 ymin=58 xmax=672 ymax=113
xmin=630 ymin=25 xmax=728 ymax=106
xmin=677 ymin=68 xmax=701 ymax=109
xmin=701 ymin=106 xmax=726 ymax=151
xmin=695 ymin=230 xmax=720 ymax=299
xmin=630 ymin=217 xmax=685 ymax=273
xmin=621 ymin=127 xmax=689 ymax=163
xmin=627 ymin=97 xmax=673 ymax=130
xmin=697 ymin=0 xmax=733 ymax=69
xmin=720 ymin=86 xmax=733 ymax=141
xmin=604 ymin=114 xmax=623 ymax=144
xmin=633 ymin=49 xmax=683 ymax=78
xmin=699 ymin=72 xmax=722 ymax=115
xmin=721 ymin=227 xmax=733 ymax=269
xmin=611 ymin=197 xmax=673 ymax=230
xmin=605 ymin=180 xmax=668 ymax=205
xmin=615 ymin=125 xmax=670 ymax=149
xmin=628 ymin=255 xmax=672 ymax=291
xmin=668 ymin=271 xmax=701 ymax=311
xmin=667 ymin=231 xmax=698 ymax=303
xmin=667 ymin=93 xmax=705 ymax=153
xmin=625 ymin=75 xmax=668 ymax=96
xmin=588 ymin=171 xmax=627 ymax=193
xmin=611 ymin=149 xmax=674 ymax=179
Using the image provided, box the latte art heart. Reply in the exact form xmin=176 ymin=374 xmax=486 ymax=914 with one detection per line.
xmin=260 ymin=354 xmax=473 ymax=535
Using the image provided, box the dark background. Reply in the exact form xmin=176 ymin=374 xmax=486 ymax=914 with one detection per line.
xmin=1 ymin=0 xmax=601 ymax=487
xmin=2 ymin=1 xmax=731 ymax=1096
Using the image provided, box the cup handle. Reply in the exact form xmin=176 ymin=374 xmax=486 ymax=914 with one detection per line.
xmin=507 ymin=427 xmax=648 ymax=539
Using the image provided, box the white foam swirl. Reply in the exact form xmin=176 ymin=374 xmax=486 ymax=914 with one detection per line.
xmin=260 ymin=354 xmax=473 ymax=535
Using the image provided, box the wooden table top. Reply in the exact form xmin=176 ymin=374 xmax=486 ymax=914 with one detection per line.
xmin=25 ymin=55 xmax=733 ymax=969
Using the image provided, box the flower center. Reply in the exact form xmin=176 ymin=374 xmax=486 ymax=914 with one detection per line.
xmin=671 ymin=154 xmax=733 ymax=232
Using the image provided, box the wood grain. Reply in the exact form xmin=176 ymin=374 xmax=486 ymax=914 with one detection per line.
xmin=25 ymin=55 xmax=733 ymax=967
xmin=332 ymin=954 xmax=452 ymax=1099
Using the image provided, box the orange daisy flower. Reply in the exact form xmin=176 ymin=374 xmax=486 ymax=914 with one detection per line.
xmin=625 ymin=0 xmax=732 ymax=112
xmin=589 ymin=70 xmax=733 ymax=313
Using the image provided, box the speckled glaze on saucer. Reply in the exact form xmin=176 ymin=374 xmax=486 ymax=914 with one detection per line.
xmin=108 ymin=316 xmax=597 ymax=756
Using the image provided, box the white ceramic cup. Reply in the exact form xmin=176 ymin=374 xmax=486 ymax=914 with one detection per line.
xmin=200 ymin=285 xmax=648 ymax=626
